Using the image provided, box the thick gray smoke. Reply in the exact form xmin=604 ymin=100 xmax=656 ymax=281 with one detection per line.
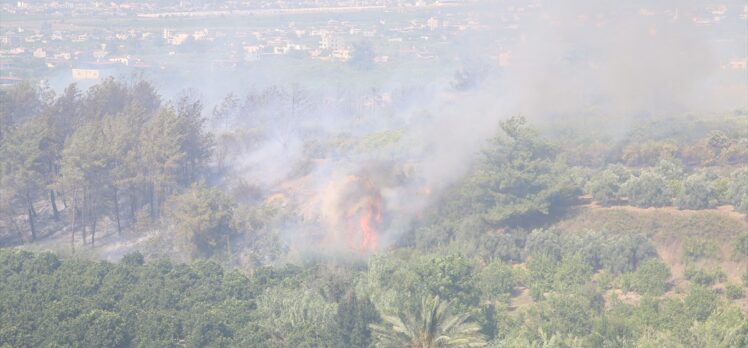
xmin=192 ymin=1 xmax=748 ymax=257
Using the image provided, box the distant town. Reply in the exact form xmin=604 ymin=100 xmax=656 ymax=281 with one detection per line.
xmin=1 ymin=0 xmax=746 ymax=88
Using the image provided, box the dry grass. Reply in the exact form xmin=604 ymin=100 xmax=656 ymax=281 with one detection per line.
xmin=556 ymin=204 xmax=748 ymax=310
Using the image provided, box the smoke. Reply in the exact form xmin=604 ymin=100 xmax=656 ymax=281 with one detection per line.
xmin=493 ymin=1 xmax=746 ymax=131
xmin=202 ymin=1 xmax=747 ymax=258
xmin=49 ymin=0 xmax=735 ymax=260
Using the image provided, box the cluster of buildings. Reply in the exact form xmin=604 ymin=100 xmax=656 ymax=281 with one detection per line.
xmin=1 ymin=0 xmax=491 ymax=83
xmin=0 ymin=1 xmax=746 ymax=85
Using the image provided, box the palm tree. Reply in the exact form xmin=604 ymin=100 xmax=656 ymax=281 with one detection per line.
xmin=370 ymin=295 xmax=487 ymax=348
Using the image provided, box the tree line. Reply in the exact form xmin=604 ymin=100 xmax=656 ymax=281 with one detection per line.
xmin=1 ymin=79 xmax=213 ymax=246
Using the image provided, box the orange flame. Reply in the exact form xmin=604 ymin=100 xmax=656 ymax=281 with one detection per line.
xmin=359 ymin=196 xmax=381 ymax=251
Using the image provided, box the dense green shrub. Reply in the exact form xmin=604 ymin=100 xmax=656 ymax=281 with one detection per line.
xmin=682 ymin=237 xmax=719 ymax=263
xmin=621 ymin=171 xmax=672 ymax=208
xmin=725 ymin=169 xmax=748 ymax=214
xmin=654 ymin=159 xmax=685 ymax=181
xmin=586 ymin=169 xmax=622 ymax=205
xmin=684 ymin=265 xmax=726 ymax=286
xmin=526 ymin=255 xmax=558 ymax=301
xmin=724 ymin=283 xmax=745 ymax=300
xmin=552 ymin=254 xmax=593 ymax=292
xmin=675 ymin=173 xmax=719 ymax=210
xmin=524 ymin=228 xmax=563 ymax=261
xmin=453 ymin=116 xmax=580 ymax=227
xmin=0 ymin=250 xmax=263 ymax=347
xmin=622 ymin=258 xmax=671 ymax=296
xmin=477 ymin=261 xmax=517 ymax=302
xmin=732 ymin=231 xmax=748 ymax=258
xmin=527 ymin=228 xmax=656 ymax=274
xmin=684 ymin=286 xmax=719 ymax=321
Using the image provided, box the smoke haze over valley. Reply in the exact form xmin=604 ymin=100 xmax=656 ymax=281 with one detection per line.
xmin=1 ymin=1 xmax=747 ymax=347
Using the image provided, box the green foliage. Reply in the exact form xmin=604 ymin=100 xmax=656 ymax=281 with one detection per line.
xmin=675 ymin=173 xmax=720 ymax=210
xmin=525 ymin=228 xmax=657 ymax=274
xmin=369 ymin=295 xmax=487 ymax=348
xmin=367 ymin=252 xmax=479 ymax=313
xmin=476 ymin=260 xmax=516 ymax=302
xmin=0 ymin=249 xmax=256 ymax=347
xmin=684 ymin=285 xmax=719 ymax=321
xmin=586 ymin=169 xmax=622 ymax=205
xmin=254 ymin=286 xmax=339 ymax=347
xmin=653 ymin=159 xmax=685 ymax=181
xmin=621 ymin=170 xmax=672 ymax=208
xmin=725 ymin=169 xmax=748 ymax=214
xmin=682 ymin=236 xmax=719 ymax=263
xmin=684 ymin=265 xmax=726 ymax=286
xmin=1 ymin=78 xmax=213 ymax=249
xmin=3 ymin=77 xmax=748 ymax=348
xmin=689 ymin=303 xmax=748 ymax=348
xmin=724 ymin=283 xmax=744 ymax=300
xmin=552 ymin=254 xmax=593 ymax=292
xmin=523 ymin=292 xmax=599 ymax=339
xmin=337 ymin=293 xmax=380 ymax=348
xmin=524 ymin=228 xmax=562 ymax=261
xmin=732 ymin=231 xmax=748 ymax=258
xmin=526 ymin=255 xmax=558 ymax=301
xmin=166 ymin=182 xmax=236 ymax=258
xmin=622 ymin=258 xmax=670 ymax=296
xmin=0 ymin=118 xmax=48 ymax=241
xmin=457 ymin=116 xmax=580 ymax=227
xmin=621 ymin=140 xmax=678 ymax=167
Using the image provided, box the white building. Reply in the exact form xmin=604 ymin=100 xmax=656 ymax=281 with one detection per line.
xmin=72 ymin=68 xmax=100 ymax=80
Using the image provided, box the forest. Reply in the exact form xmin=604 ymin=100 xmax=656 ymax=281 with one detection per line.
xmin=1 ymin=78 xmax=747 ymax=347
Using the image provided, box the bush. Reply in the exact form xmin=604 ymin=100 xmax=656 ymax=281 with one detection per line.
xmin=682 ymin=237 xmax=718 ymax=263
xmin=526 ymin=255 xmax=558 ymax=301
xmin=623 ymin=258 xmax=671 ymax=296
xmin=685 ymin=286 xmax=718 ymax=321
xmin=525 ymin=228 xmax=562 ymax=261
xmin=654 ymin=159 xmax=685 ymax=181
xmin=725 ymin=169 xmax=748 ymax=214
xmin=586 ymin=170 xmax=622 ymax=205
xmin=675 ymin=173 xmax=719 ymax=210
xmin=166 ymin=182 xmax=236 ymax=258
xmin=725 ymin=283 xmax=745 ymax=300
xmin=621 ymin=171 xmax=672 ymax=208
xmin=527 ymin=228 xmax=657 ymax=274
xmin=477 ymin=261 xmax=516 ymax=301
xmin=552 ymin=254 xmax=593 ymax=292
xmin=732 ymin=231 xmax=748 ymax=258
xmin=684 ymin=266 xmax=726 ymax=286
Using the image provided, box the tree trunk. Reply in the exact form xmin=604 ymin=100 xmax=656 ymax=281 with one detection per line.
xmin=129 ymin=190 xmax=137 ymax=222
xmin=71 ymin=204 xmax=77 ymax=254
xmin=50 ymin=189 xmax=60 ymax=220
xmin=113 ymin=188 xmax=122 ymax=236
xmin=90 ymin=219 xmax=96 ymax=247
xmin=149 ymin=183 xmax=156 ymax=221
xmin=226 ymin=234 xmax=232 ymax=263
xmin=10 ymin=217 xmax=23 ymax=244
xmin=27 ymin=206 xmax=37 ymax=242
xmin=61 ymin=187 xmax=68 ymax=209
xmin=81 ymin=200 xmax=87 ymax=245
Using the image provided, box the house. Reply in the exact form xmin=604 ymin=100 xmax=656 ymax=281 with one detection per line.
xmin=72 ymin=68 xmax=100 ymax=80
xmin=729 ymin=58 xmax=747 ymax=70
xmin=244 ymin=45 xmax=261 ymax=61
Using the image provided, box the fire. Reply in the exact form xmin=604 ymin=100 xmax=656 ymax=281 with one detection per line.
xmin=319 ymin=171 xmax=390 ymax=253
xmin=359 ymin=195 xmax=382 ymax=251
